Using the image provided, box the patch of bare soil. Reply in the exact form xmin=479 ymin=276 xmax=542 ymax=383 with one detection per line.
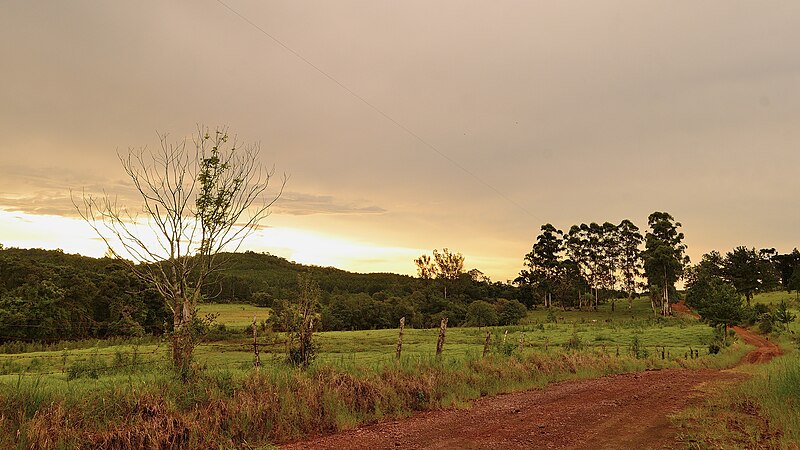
xmin=282 ymin=306 xmax=779 ymax=450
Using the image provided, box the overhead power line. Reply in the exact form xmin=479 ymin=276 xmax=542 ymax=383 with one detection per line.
xmin=215 ymin=0 xmax=536 ymax=221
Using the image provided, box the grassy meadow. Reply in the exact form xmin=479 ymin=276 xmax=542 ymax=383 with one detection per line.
xmin=0 ymin=295 xmax=760 ymax=448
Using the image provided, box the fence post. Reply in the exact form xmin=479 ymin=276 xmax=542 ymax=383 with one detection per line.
xmin=252 ymin=315 xmax=261 ymax=370
xmin=544 ymin=336 xmax=549 ymax=352
xmin=518 ymin=332 xmax=525 ymax=353
xmin=436 ymin=317 xmax=448 ymax=357
xmin=503 ymin=330 xmax=508 ymax=344
xmin=483 ymin=330 xmax=491 ymax=357
xmin=396 ymin=317 xmax=405 ymax=360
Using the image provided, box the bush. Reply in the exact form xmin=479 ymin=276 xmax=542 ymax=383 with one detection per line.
xmin=465 ymin=300 xmax=498 ymax=327
xmin=564 ymin=331 xmax=583 ymax=351
xmin=251 ymin=291 xmax=274 ymax=308
xmin=629 ymin=335 xmax=648 ymax=359
xmin=758 ymin=313 xmax=774 ymax=334
xmin=497 ymin=299 xmax=528 ymax=326
xmin=67 ymin=355 xmax=107 ymax=380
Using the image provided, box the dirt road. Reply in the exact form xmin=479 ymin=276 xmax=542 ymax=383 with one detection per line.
xmin=283 ymin=316 xmax=779 ymax=449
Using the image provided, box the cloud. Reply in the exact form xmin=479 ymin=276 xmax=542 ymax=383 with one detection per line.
xmin=0 ymin=164 xmax=385 ymax=219
xmin=274 ymin=192 xmax=387 ymax=216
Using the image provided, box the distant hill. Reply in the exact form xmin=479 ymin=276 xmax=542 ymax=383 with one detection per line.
xmin=205 ymin=251 xmax=417 ymax=305
xmin=0 ymin=247 xmax=524 ymax=335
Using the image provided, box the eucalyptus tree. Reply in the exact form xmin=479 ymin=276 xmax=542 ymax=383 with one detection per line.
xmin=76 ymin=127 xmax=285 ymax=373
xmin=564 ymin=224 xmax=591 ymax=309
xmin=642 ymin=212 xmax=689 ymax=316
xmin=520 ymin=224 xmax=564 ymax=308
xmin=616 ymin=219 xmax=643 ymax=310
xmin=597 ymin=221 xmax=620 ymax=310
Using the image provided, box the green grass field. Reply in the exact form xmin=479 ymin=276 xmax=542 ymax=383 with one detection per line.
xmin=0 ymin=295 xmax=760 ymax=449
xmin=1 ymin=297 xmax=722 ymax=381
xmin=197 ymin=302 xmax=271 ymax=327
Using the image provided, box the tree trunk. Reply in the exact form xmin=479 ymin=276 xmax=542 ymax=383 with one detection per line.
xmin=436 ymin=317 xmax=448 ymax=357
xmin=396 ymin=317 xmax=405 ymax=359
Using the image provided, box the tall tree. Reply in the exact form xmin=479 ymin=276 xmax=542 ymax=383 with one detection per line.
xmin=519 ymin=224 xmax=564 ymax=308
xmin=76 ymin=127 xmax=284 ymax=373
xmin=415 ymin=248 xmax=464 ymax=299
xmin=432 ymin=248 xmax=465 ymax=280
xmin=597 ymin=222 xmax=620 ymax=311
xmin=722 ymin=246 xmax=780 ymax=306
xmin=772 ymin=249 xmax=800 ymax=291
xmin=617 ymin=219 xmax=643 ymax=310
xmin=564 ymin=224 xmax=591 ymax=309
xmin=414 ymin=254 xmax=435 ymax=280
xmin=642 ymin=212 xmax=689 ymax=316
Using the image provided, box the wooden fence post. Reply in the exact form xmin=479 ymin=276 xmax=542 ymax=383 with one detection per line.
xmin=252 ymin=315 xmax=261 ymax=370
xmin=436 ymin=317 xmax=448 ymax=357
xmin=483 ymin=330 xmax=491 ymax=357
xmin=518 ymin=332 xmax=525 ymax=352
xmin=544 ymin=336 xmax=549 ymax=351
xmin=396 ymin=317 xmax=405 ymax=360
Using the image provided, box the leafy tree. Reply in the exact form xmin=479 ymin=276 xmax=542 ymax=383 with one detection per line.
xmin=617 ymin=219 xmax=643 ymax=310
xmin=432 ymin=248 xmax=465 ymax=280
xmin=76 ymin=127 xmax=284 ymax=373
xmin=789 ymin=266 xmax=800 ymax=300
xmin=642 ymin=212 xmax=689 ymax=316
xmin=496 ymin=299 xmax=528 ymax=325
xmin=722 ymin=246 xmax=780 ymax=305
xmin=772 ymin=249 xmax=800 ymax=290
xmin=689 ymin=277 xmax=743 ymax=341
xmin=596 ymin=222 xmax=620 ymax=310
xmin=288 ymin=273 xmax=320 ymax=367
xmin=465 ymin=300 xmax=498 ymax=327
xmin=519 ymin=224 xmax=564 ymax=308
xmin=414 ymin=254 xmax=435 ymax=280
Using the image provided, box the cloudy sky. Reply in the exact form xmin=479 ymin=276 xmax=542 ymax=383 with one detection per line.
xmin=1 ymin=1 xmax=799 ymax=281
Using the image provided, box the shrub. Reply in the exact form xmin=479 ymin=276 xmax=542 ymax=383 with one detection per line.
xmin=465 ymin=300 xmax=498 ymax=327
xmin=758 ymin=313 xmax=774 ymax=334
xmin=564 ymin=331 xmax=583 ymax=350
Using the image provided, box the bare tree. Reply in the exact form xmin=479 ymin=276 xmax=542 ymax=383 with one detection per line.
xmin=75 ymin=126 xmax=285 ymax=374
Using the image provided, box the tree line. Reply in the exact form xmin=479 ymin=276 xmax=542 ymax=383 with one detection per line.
xmin=516 ymin=212 xmax=688 ymax=315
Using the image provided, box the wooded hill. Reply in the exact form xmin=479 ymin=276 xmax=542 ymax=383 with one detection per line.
xmin=0 ymin=248 xmax=525 ymax=341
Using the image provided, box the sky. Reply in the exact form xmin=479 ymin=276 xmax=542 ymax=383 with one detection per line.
xmin=1 ymin=1 xmax=799 ymax=281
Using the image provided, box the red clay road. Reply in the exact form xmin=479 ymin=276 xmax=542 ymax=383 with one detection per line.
xmin=282 ymin=314 xmax=779 ymax=450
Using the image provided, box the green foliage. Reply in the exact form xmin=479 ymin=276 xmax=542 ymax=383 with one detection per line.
xmin=686 ymin=266 xmax=744 ymax=329
xmin=722 ymin=246 xmax=780 ymax=304
xmin=773 ymin=301 xmax=796 ymax=329
xmin=496 ymin=299 xmax=527 ymax=326
xmin=0 ymin=247 xmax=167 ymax=342
xmin=465 ymin=300 xmax=498 ymax=327
xmin=642 ymin=212 xmax=688 ymax=312
xmin=629 ymin=335 xmax=648 ymax=359
xmin=758 ymin=313 xmax=774 ymax=334
xmin=564 ymin=331 xmax=584 ymax=350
